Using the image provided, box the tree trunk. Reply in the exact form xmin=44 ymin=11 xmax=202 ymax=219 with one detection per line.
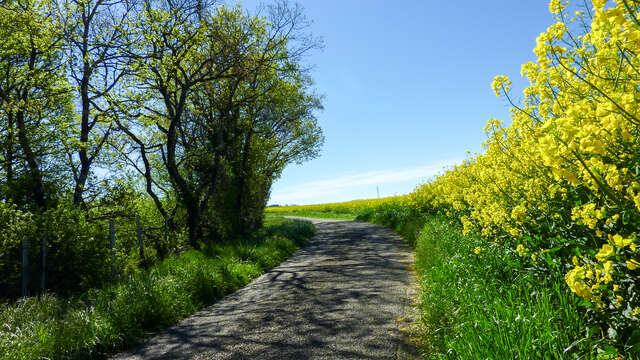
xmin=5 ymin=111 xmax=14 ymax=199
xmin=186 ymin=202 xmax=201 ymax=249
xmin=14 ymin=49 xmax=47 ymax=210
xmin=166 ymin=105 xmax=201 ymax=248
xmin=73 ymin=30 xmax=92 ymax=207
xmin=16 ymin=108 xmax=46 ymax=209
xmin=235 ymin=130 xmax=252 ymax=232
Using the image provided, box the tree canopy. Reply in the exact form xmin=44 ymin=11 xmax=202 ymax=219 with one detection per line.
xmin=0 ymin=0 xmax=323 ymax=296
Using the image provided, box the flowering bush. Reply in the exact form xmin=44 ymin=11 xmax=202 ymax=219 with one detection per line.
xmin=400 ymin=1 xmax=640 ymax=347
xmin=271 ymin=1 xmax=640 ymax=354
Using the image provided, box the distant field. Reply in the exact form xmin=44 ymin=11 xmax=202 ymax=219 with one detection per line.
xmin=265 ymin=209 xmax=356 ymax=220
xmin=266 ymin=197 xmax=401 ymax=220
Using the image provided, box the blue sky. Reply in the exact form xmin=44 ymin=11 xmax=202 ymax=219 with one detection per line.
xmin=232 ymin=1 xmax=557 ymax=205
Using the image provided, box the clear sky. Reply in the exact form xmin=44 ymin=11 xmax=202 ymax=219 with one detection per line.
xmin=231 ymin=0 xmax=557 ymax=205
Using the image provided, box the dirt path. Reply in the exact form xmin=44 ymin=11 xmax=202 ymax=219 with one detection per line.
xmin=112 ymin=218 xmax=418 ymax=360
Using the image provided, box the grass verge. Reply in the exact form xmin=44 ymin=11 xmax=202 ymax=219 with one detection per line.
xmin=0 ymin=216 xmax=314 ymax=360
xmin=413 ymin=216 xmax=594 ymax=359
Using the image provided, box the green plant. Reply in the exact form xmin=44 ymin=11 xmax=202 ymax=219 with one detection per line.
xmin=0 ymin=217 xmax=313 ymax=360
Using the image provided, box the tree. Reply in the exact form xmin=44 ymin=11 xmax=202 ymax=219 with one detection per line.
xmin=58 ymin=0 xmax=137 ymax=207
xmin=192 ymin=2 xmax=323 ymax=235
xmin=0 ymin=0 xmax=73 ymax=211
xmin=125 ymin=0 xmax=232 ymax=247
xmin=124 ymin=0 xmax=323 ymax=246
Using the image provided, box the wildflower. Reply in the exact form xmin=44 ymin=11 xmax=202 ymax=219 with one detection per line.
xmin=595 ymin=244 xmax=615 ymax=262
xmin=565 ymin=266 xmax=592 ymax=299
xmin=516 ymin=244 xmax=528 ymax=256
xmin=601 ymin=261 xmax=614 ymax=284
xmin=615 ymin=295 xmax=623 ymax=305
xmin=610 ymin=234 xmax=632 ymax=249
xmin=491 ymin=75 xmax=511 ymax=96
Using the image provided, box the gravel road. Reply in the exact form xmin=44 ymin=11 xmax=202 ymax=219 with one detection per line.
xmin=112 ymin=218 xmax=418 ymax=360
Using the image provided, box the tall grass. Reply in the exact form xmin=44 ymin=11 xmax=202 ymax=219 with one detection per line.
xmin=0 ymin=217 xmax=314 ymax=360
xmin=414 ymin=216 xmax=594 ymax=359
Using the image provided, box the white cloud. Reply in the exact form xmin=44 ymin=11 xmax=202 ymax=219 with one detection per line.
xmin=269 ymin=158 xmax=461 ymax=205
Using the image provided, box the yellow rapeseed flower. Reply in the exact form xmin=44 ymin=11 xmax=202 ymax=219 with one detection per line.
xmin=601 ymin=261 xmax=614 ymax=284
xmin=511 ymin=205 xmax=526 ymax=220
xmin=516 ymin=244 xmax=528 ymax=256
xmin=610 ymin=234 xmax=632 ymax=249
xmin=565 ymin=266 xmax=592 ymax=299
xmin=549 ymin=0 xmax=565 ymax=14
xmin=491 ymin=75 xmax=512 ymax=96
xmin=595 ymin=244 xmax=615 ymax=262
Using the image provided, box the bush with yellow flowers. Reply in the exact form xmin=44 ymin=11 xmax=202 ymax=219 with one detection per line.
xmin=271 ymin=0 xmax=640 ymax=353
xmin=406 ymin=0 xmax=640 ymax=351
xmin=269 ymin=0 xmax=640 ymax=353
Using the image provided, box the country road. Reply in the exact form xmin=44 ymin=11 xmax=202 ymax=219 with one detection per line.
xmin=112 ymin=217 xmax=418 ymax=360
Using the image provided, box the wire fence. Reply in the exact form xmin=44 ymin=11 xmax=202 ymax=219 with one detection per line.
xmin=17 ymin=215 xmax=168 ymax=298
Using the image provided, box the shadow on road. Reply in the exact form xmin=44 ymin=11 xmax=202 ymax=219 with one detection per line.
xmin=113 ymin=220 xmax=417 ymax=360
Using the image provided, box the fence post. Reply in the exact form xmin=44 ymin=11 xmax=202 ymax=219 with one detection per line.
xmin=21 ymin=237 xmax=29 ymax=297
xmin=110 ymin=219 xmax=116 ymax=279
xmin=136 ymin=215 xmax=145 ymax=263
xmin=40 ymin=232 xmax=47 ymax=296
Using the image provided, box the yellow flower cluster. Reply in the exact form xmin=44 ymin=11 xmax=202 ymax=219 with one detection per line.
xmin=269 ymin=0 xmax=640 ymax=337
xmin=405 ymin=0 xmax=640 ymax=331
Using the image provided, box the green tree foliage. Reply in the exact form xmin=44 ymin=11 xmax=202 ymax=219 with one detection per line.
xmin=0 ymin=0 xmax=323 ymax=296
xmin=0 ymin=0 xmax=74 ymax=211
xmin=58 ymin=0 xmax=138 ymax=207
xmin=123 ymin=0 xmax=322 ymax=247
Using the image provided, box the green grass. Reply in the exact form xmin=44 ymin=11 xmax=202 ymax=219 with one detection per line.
xmin=351 ymin=204 xmax=600 ymax=359
xmin=271 ymin=206 xmax=600 ymax=358
xmin=0 ymin=216 xmax=314 ymax=360
xmin=266 ymin=210 xmax=357 ymax=220
xmin=413 ymin=216 xmax=596 ymax=359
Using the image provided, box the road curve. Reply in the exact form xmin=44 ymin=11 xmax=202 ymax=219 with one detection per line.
xmin=112 ymin=218 xmax=417 ymax=360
